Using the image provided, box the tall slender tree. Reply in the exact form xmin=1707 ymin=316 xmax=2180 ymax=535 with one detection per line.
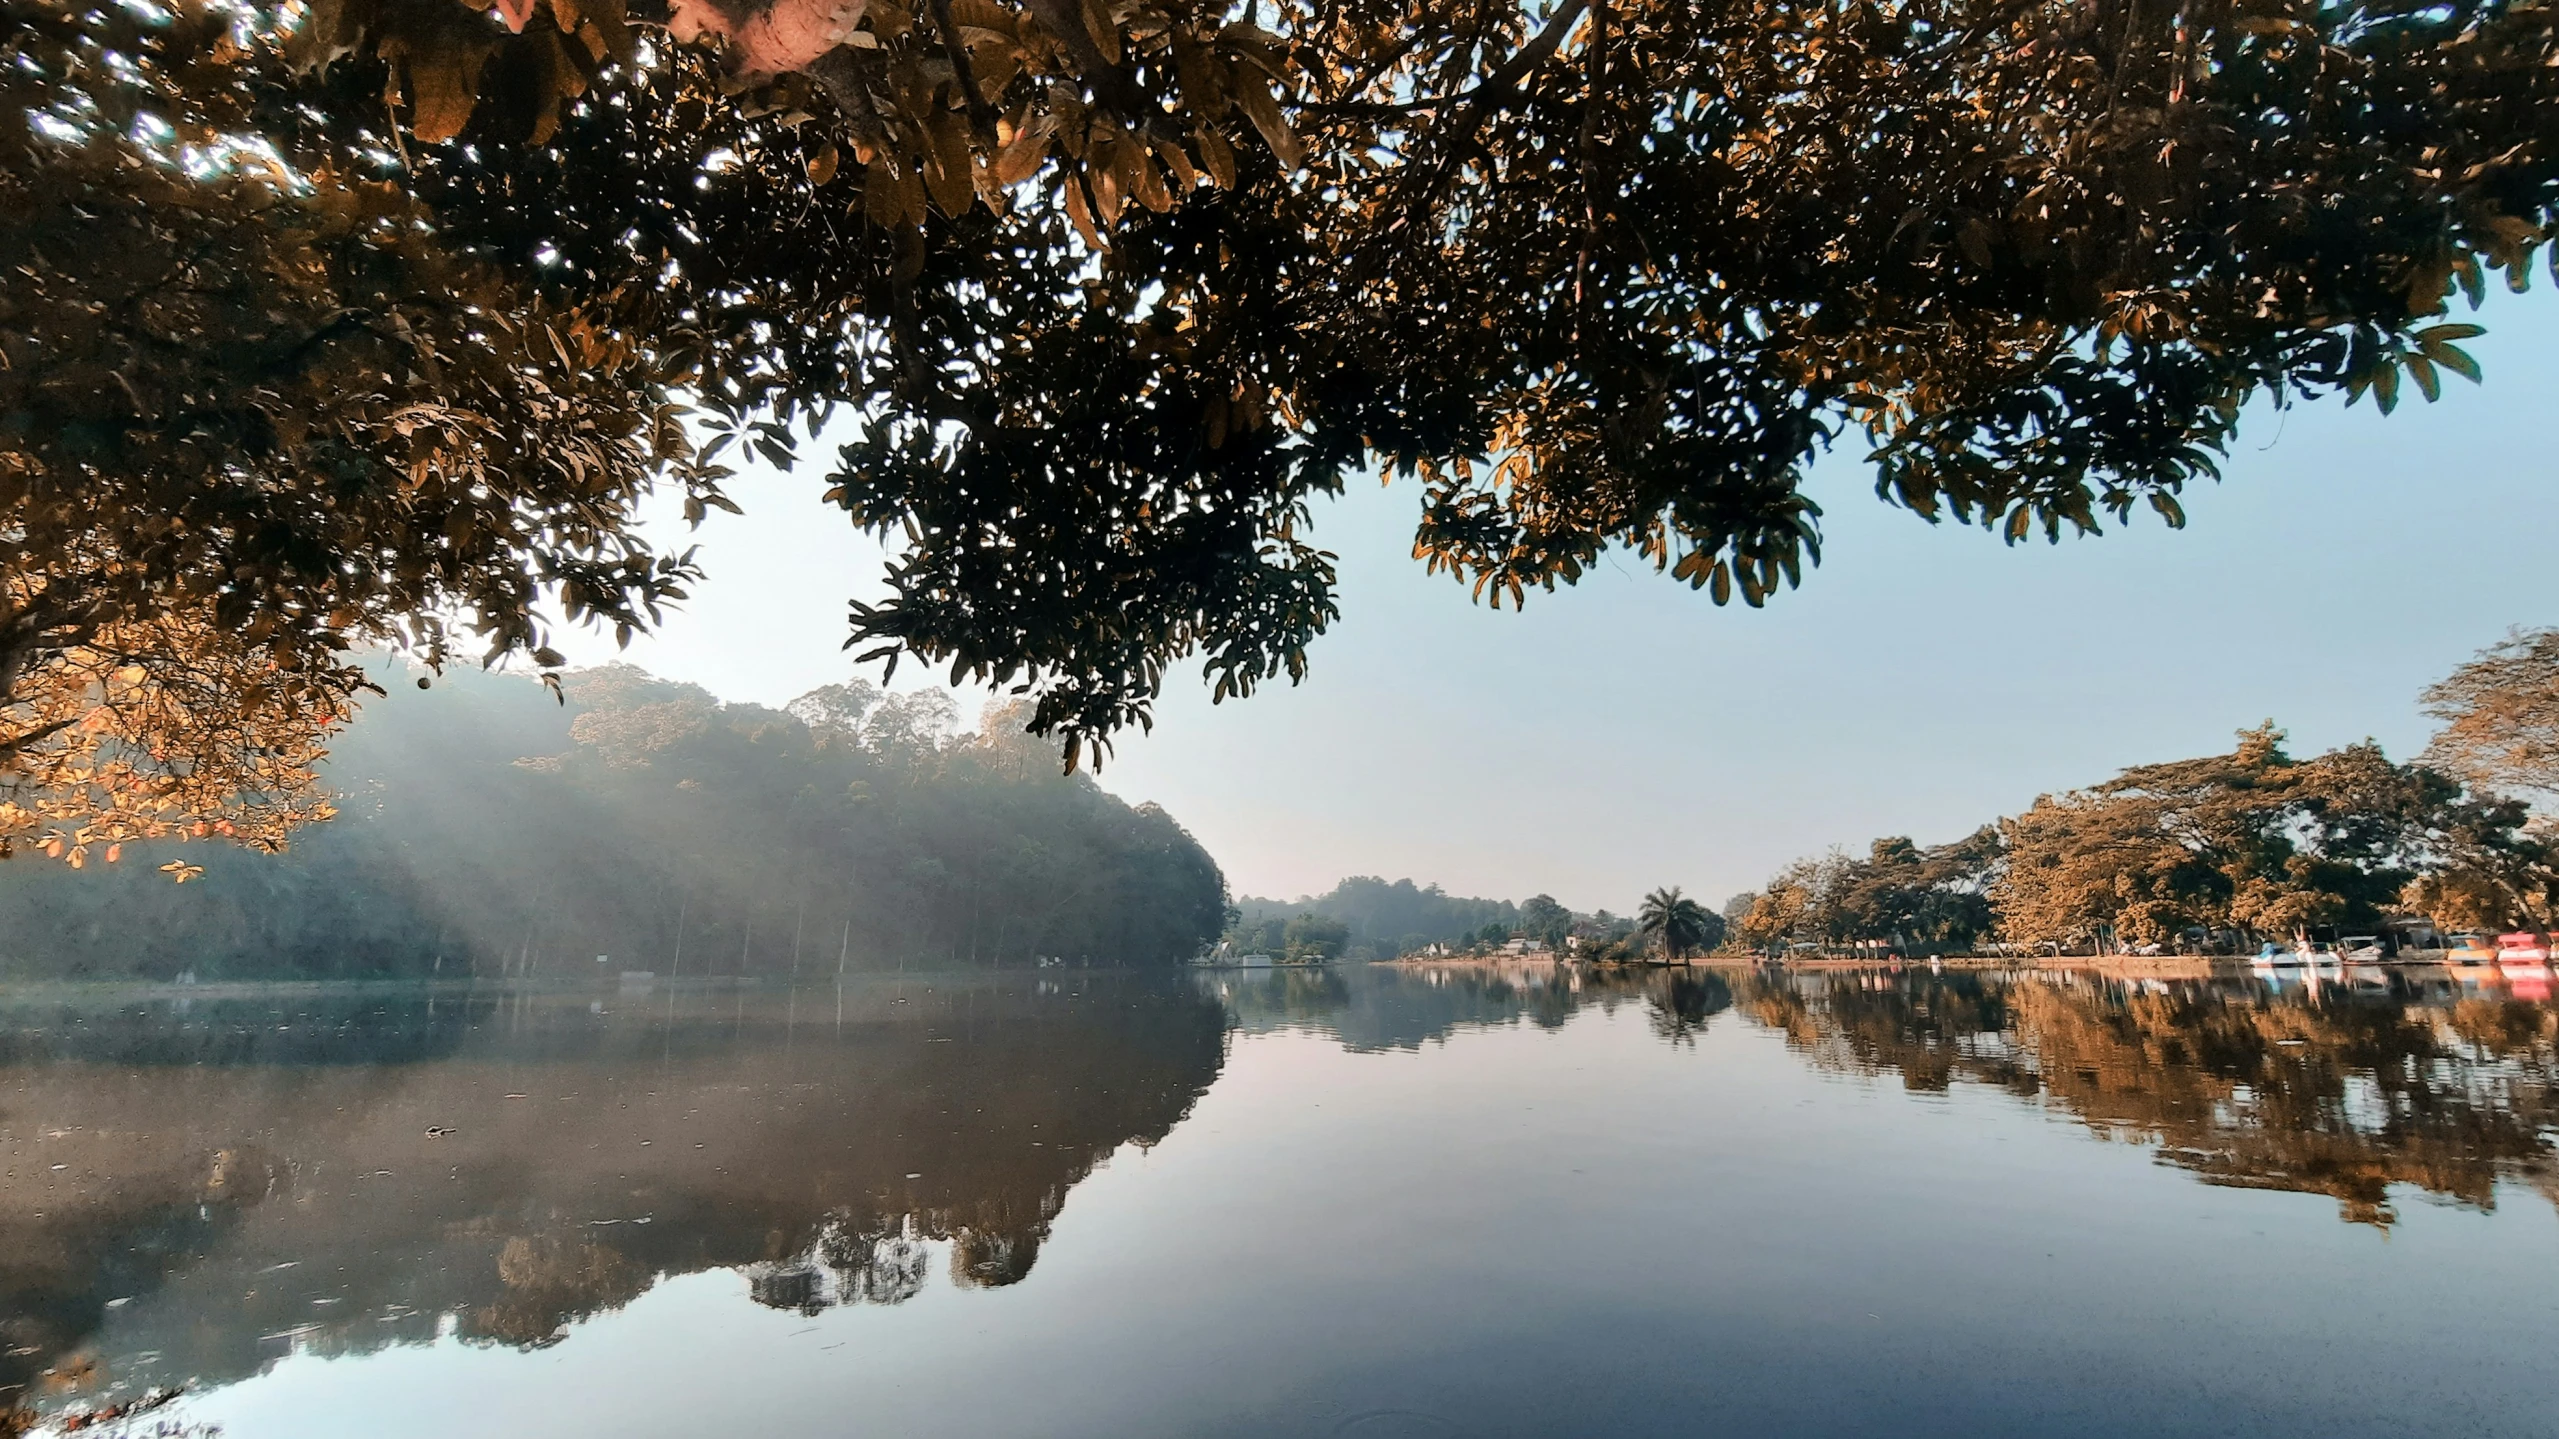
xmin=1637 ymin=887 xmax=1718 ymax=964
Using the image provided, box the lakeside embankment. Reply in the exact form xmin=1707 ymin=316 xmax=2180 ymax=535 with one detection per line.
xmin=1391 ymin=952 xmax=2472 ymax=983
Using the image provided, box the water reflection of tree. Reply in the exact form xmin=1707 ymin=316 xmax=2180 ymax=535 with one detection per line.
xmin=0 ymin=973 xmax=1225 ymax=1414
xmin=1211 ymin=962 xmax=1659 ymax=1052
xmin=1646 ymin=971 xmax=1734 ymax=1046
xmin=1736 ymin=969 xmax=2559 ymax=1226
xmin=476 ymin=1237 xmax=652 ymax=1349
xmin=817 ymin=1222 xmax=934 ymax=1306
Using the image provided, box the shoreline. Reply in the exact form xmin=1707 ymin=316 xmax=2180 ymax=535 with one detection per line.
xmin=1389 ymin=952 xmax=2482 ymax=981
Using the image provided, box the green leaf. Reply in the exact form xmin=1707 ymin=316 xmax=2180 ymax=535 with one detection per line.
xmin=2404 ymin=354 xmax=2441 ymax=403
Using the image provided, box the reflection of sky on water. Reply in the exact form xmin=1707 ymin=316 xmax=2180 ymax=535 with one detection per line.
xmin=9 ymin=963 xmax=2559 ymax=1438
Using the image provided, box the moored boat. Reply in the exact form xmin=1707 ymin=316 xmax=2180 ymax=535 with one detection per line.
xmin=2491 ymin=933 xmax=2554 ymax=999
xmin=2445 ymin=934 xmax=2496 ymax=965
xmin=2495 ymin=932 xmax=2552 ymax=964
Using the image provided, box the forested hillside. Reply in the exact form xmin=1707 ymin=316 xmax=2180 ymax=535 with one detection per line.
xmin=0 ymin=665 xmax=1228 ymax=979
xmin=1231 ymin=877 xmax=1529 ymax=960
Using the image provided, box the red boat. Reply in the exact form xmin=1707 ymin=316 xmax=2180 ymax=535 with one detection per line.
xmin=2496 ymin=933 xmax=2554 ymax=998
xmin=2495 ymin=932 xmax=2552 ymax=963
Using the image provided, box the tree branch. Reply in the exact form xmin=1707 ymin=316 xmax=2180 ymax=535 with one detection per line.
xmin=926 ymin=0 xmax=1000 ymax=144
xmin=1349 ymin=0 xmax=1591 ymax=282
xmin=0 ymin=713 xmax=83 ymax=767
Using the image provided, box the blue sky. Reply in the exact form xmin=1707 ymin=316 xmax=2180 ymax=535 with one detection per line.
xmin=554 ymin=292 xmax=2559 ymax=914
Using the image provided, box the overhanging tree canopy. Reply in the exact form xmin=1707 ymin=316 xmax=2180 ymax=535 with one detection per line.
xmin=7 ymin=0 xmax=2558 ymax=856
xmin=2422 ymin=626 xmax=2559 ymax=800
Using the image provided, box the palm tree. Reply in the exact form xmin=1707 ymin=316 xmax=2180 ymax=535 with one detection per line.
xmin=1637 ymin=887 xmax=1717 ymax=965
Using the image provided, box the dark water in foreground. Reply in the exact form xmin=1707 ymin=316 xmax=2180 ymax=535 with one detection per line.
xmin=5 ymin=961 xmax=2557 ymax=1438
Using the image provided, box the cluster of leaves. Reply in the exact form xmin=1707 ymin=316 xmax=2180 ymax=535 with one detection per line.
xmin=2420 ymin=624 xmax=2559 ymax=800
xmin=824 ymin=0 xmax=2559 ymax=749
xmin=3 ymin=1 xmax=712 ymax=861
xmin=0 ymin=603 xmax=344 ymax=870
xmin=294 ymin=0 xmax=1303 ymax=225
xmin=13 ymin=0 xmax=2559 ymax=855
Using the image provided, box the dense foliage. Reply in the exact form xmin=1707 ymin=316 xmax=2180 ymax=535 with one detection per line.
xmin=2422 ymin=625 xmax=2559 ymax=800
xmin=1229 ymin=875 xmax=1527 ymax=959
xmin=1734 ymin=725 xmax=2554 ymax=953
xmin=1227 ymin=878 xmax=1666 ymax=960
xmin=1636 ymin=885 xmax=1719 ymax=960
xmin=0 ymin=663 xmax=1229 ymax=978
xmin=9 ymin=0 xmax=2559 ymax=858
xmin=1735 ymin=829 xmax=2003 ymax=953
xmin=3 ymin=4 xmax=712 ymax=861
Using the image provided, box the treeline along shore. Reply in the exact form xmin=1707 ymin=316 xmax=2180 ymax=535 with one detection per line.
xmin=0 ymin=664 xmax=1230 ymax=981
xmin=1265 ymin=636 xmax=2559 ymax=967
xmin=1722 ymin=722 xmax=2550 ymax=960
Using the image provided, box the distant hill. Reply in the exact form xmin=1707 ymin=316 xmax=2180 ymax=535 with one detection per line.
xmin=1231 ymin=876 xmax=1526 ymax=959
xmin=0 ymin=664 xmax=1228 ymax=980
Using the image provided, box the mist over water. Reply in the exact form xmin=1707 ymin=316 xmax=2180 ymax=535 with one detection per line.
xmin=6 ymin=961 xmax=2556 ymax=1438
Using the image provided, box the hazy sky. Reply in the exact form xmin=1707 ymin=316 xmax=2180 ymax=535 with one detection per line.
xmin=553 ymin=293 xmax=2559 ymax=914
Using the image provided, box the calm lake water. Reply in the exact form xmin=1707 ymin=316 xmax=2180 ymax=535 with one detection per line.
xmin=5 ymin=961 xmax=2557 ymax=1438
